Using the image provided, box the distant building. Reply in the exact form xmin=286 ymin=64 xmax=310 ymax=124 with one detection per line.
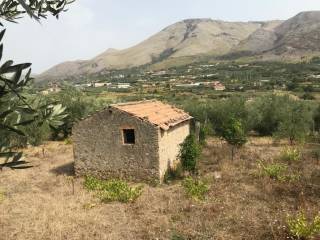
xmin=117 ymin=83 xmax=131 ymax=89
xmin=73 ymin=100 xmax=192 ymax=182
xmin=41 ymin=83 xmax=61 ymax=95
xmin=212 ymin=81 xmax=226 ymax=91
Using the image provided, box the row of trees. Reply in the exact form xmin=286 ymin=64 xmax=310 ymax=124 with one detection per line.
xmin=185 ymin=95 xmax=319 ymax=147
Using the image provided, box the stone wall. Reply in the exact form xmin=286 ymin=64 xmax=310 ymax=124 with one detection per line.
xmin=158 ymin=121 xmax=190 ymax=180
xmin=73 ymin=108 xmax=160 ymax=182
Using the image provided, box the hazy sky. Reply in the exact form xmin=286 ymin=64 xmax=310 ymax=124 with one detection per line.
xmin=3 ymin=0 xmax=320 ymax=73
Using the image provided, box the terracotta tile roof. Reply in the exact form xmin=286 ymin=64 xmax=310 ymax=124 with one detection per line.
xmin=111 ymin=100 xmax=192 ymax=130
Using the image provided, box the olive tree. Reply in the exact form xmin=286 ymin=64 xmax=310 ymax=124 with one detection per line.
xmin=274 ymin=100 xmax=313 ymax=145
xmin=0 ymin=0 xmax=72 ymax=169
xmin=221 ymin=118 xmax=247 ymax=161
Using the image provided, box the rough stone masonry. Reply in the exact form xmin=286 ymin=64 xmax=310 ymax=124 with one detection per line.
xmin=73 ymin=100 xmax=192 ymax=183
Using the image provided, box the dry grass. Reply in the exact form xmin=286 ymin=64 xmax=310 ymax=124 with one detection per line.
xmin=0 ymin=138 xmax=319 ymax=240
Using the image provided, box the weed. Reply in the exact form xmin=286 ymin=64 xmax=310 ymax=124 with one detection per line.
xmin=84 ymin=176 xmax=143 ymax=203
xmin=64 ymin=138 xmax=72 ymax=145
xmin=182 ymin=177 xmax=209 ymax=201
xmin=287 ymin=212 xmax=320 ymax=240
xmin=84 ymin=176 xmax=105 ymax=191
xmin=82 ymin=203 xmax=97 ymax=210
xmin=260 ymin=162 xmax=288 ymax=181
xmin=280 ymin=147 xmax=301 ymax=163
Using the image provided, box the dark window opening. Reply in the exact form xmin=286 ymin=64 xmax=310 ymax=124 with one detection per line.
xmin=123 ymin=129 xmax=135 ymax=144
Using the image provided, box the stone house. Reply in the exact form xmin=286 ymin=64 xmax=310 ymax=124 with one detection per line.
xmin=73 ymin=100 xmax=192 ymax=182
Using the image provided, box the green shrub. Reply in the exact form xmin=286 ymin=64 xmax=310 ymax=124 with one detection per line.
xmin=84 ymin=176 xmax=143 ymax=203
xmin=287 ymin=212 xmax=320 ymax=240
xmin=64 ymin=137 xmax=72 ymax=145
xmin=179 ymin=135 xmax=201 ymax=173
xmin=280 ymin=147 xmax=301 ymax=163
xmin=259 ymin=161 xmax=302 ymax=182
xmin=199 ymin=123 xmax=213 ymax=146
xmin=24 ymin=122 xmax=52 ymax=146
xmin=182 ymin=177 xmax=209 ymax=201
xmin=260 ymin=162 xmax=288 ymax=181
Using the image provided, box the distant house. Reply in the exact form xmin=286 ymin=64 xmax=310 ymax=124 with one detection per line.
xmin=212 ymin=81 xmax=226 ymax=91
xmin=117 ymin=83 xmax=131 ymax=89
xmin=73 ymin=100 xmax=192 ymax=182
xmin=41 ymin=83 xmax=61 ymax=95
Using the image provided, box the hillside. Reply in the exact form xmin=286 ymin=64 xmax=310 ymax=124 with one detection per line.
xmin=38 ymin=11 xmax=320 ymax=82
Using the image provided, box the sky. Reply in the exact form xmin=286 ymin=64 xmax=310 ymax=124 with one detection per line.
xmin=2 ymin=0 xmax=320 ymax=73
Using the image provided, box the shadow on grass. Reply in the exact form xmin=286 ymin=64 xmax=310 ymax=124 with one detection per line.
xmin=50 ymin=162 xmax=75 ymax=176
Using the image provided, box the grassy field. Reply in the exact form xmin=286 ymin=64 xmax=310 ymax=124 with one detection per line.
xmin=0 ymin=138 xmax=319 ymax=240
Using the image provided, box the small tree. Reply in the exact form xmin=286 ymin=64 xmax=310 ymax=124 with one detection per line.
xmin=275 ymin=101 xmax=313 ymax=145
xmin=179 ymin=134 xmax=201 ymax=173
xmin=221 ymin=118 xmax=247 ymax=161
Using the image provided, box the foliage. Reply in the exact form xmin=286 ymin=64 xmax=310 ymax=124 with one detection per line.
xmin=0 ymin=0 xmax=71 ymax=167
xmin=208 ymin=96 xmax=249 ymax=136
xmin=182 ymin=177 xmax=209 ymax=201
xmin=84 ymin=176 xmax=143 ymax=203
xmin=280 ymin=147 xmax=301 ymax=163
xmin=221 ymin=117 xmax=247 ymax=147
xmin=179 ymin=134 xmax=201 ymax=173
xmin=287 ymin=212 xmax=320 ymax=240
xmin=51 ymin=86 xmax=106 ymax=137
xmin=274 ymin=100 xmax=313 ymax=145
xmin=248 ymin=95 xmax=291 ymax=136
xmin=259 ymin=162 xmax=288 ymax=181
xmin=0 ymin=0 xmax=73 ymax=24
xmin=221 ymin=117 xmax=247 ymax=160
xmin=199 ymin=122 xmax=213 ymax=146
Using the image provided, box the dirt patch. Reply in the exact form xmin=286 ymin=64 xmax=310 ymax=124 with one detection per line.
xmin=0 ymin=138 xmax=319 ymax=240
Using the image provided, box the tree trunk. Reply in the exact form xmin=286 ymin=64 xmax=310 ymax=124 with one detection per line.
xmin=231 ymin=146 xmax=234 ymax=161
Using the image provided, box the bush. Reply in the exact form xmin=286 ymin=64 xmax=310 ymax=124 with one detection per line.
xmin=259 ymin=162 xmax=301 ymax=182
xmin=287 ymin=212 xmax=320 ymax=240
xmin=182 ymin=177 xmax=209 ymax=201
xmin=199 ymin=123 xmax=214 ymax=146
xmin=274 ymin=100 xmax=313 ymax=145
xmin=260 ymin=162 xmax=288 ymax=181
xmin=179 ymin=135 xmax=201 ymax=173
xmin=24 ymin=121 xmax=52 ymax=146
xmin=280 ymin=147 xmax=301 ymax=163
xmin=84 ymin=176 xmax=143 ymax=203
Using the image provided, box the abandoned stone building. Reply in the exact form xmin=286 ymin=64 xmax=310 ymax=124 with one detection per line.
xmin=73 ymin=100 xmax=192 ymax=182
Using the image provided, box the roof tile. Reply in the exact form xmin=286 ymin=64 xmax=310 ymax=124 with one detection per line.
xmin=111 ymin=100 xmax=192 ymax=130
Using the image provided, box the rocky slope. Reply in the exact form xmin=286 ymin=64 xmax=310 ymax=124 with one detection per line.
xmin=38 ymin=11 xmax=320 ymax=82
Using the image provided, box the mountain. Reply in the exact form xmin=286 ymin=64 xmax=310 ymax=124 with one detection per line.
xmin=38 ymin=11 xmax=320 ymax=82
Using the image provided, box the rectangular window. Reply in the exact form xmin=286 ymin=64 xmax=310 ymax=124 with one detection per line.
xmin=123 ymin=129 xmax=135 ymax=144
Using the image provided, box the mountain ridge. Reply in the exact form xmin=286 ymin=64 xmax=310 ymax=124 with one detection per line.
xmin=38 ymin=11 xmax=320 ymax=82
